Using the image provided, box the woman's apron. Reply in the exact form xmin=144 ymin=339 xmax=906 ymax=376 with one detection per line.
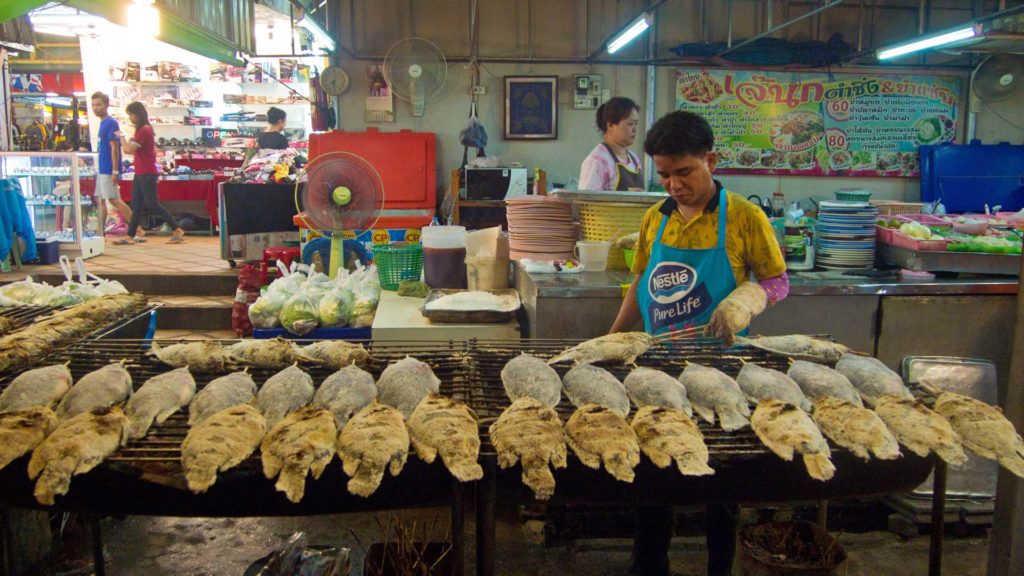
xmin=602 ymin=143 xmax=643 ymax=191
xmin=637 ymin=187 xmax=737 ymax=335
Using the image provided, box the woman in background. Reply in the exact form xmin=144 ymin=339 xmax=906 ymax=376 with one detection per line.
xmin=115 ymin=101 xmax=185 ymax=244
xmin=257 ymin=106 xmax=289 ymax=150
xmin=578 ymin=97 xmax=644 ymax=191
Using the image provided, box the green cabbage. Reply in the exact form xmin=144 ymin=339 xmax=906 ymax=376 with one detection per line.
xmin=318 ymin=287 xmax=354 ymax=327
xmin=280 ymin=292 xmax=319 ymax=335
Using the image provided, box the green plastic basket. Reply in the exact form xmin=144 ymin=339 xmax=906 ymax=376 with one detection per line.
xmin=373 ymin=243 xmax=423 ymax=290
xmin=834 ymin=189 xmax=872 ymax=202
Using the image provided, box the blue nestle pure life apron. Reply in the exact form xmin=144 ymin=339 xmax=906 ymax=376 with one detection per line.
xmin=638 ymin=188 xmax=738 ymax=335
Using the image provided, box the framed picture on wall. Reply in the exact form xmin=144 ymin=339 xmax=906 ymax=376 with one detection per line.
xmin=504 ymin=76 xmax=558 ymax=140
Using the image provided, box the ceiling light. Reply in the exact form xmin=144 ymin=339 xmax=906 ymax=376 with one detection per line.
xmin=297 ymin=16 xmax=335 ymax=53
xmin=31 ymin=25 xmax=77 ymax=37
xmin=877 ymin=26 xmax=977 ymax=60
xmin=608 ymin=12 xmax=651 ymax=54
xmin=127 ymin=0 xmax=160 ymax=38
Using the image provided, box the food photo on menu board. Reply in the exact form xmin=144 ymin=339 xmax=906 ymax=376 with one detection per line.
xmin=675 ymin=69 xmax=961 ymax=177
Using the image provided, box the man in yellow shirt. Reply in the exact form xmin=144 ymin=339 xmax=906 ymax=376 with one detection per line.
xmin=609 ymin=111 xmax=789 ymax=576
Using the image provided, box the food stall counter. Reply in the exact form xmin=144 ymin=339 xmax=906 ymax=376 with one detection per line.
xmin=372 ymin=291 xmax=520 ymax=341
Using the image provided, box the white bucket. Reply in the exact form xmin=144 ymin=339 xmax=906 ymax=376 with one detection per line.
xmin=575 ymin=240 xmax=611 ymax=272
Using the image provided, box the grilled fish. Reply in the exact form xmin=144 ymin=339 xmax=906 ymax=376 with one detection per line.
xmin=407 ymin=394 xmax=483 ymax=481
xmin=735 ymin=335 xmax=854 ymax=364
xmin=562 ymin=364 xmax=631 ymax=418
xmin=226 ymin=337 xmax=318 ymax=369
xmin=751 ymin=399 xmax=835 ymax=481
xmin=565 ymin=404 xmax=640 ymax=483
xmin=500 ymin=353 xmax=562 ymax=407
xmin=312 ymin=365 xmax=377 ymax=428
xmin=150 ymin=341 xmax=235 ymax=373
xmin=181 ymin=404 xmax=266 ymax=493
xmin=261 ymin=406 xmax=338 ymax=503
xmin=787 ymin=361 xmax=864 ymax=407
xmin=624 ymin=367 xmax=693 ymax=417
xmin=125 ymin=367 xmax=196 ymax=439
xmin=0 ymin=364 xmax=73 ymax=413
xmin=678 ymin=363 xmax=750 ymax=431
xmin=188 ymin=371 xmax=258 ymax=425
xmin=337 ymin=402 xmax=409 ymax=497
xmin=256 ymin=364 xmax=315 ymax=429
xmin=631 ymin=406 xmax=713 ymax=476
xmin=934 ymin=391 xmax=1024 ymax=478
xmin=811 ymin=397 xmax=900 ymax=461
xmin=300 ymin=341 xmax=371 ymax=371
xmin=489 ymin=397 xmax=566 ymax=500
xmin=55 ymin=362 xmax=133 ymax=420
xmin=737 ymin=362 xmax=812 ymax=412
xmin=835 ymin=354 xmax=913 ymax=407
xmin=376 ymin=356 xmax=441 ymax=419
xmin=874 ymin=395 xmax=967 ymax=466
xmin=547 ymin=332 xmax=655 ymax=366
xmin=0 ymin=407 xmax=58 ymax=472
xmin=28 ymin=407 xmax=129 ymax=505
xmin=0 ymin=315 xmax=16 ymax=335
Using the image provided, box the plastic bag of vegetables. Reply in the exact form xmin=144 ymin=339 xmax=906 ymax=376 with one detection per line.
xmin=0 ymin=278 xmax=50 ymax=304
xmin=318 ymin=286 xmax=354 ymax=327
xmin=249 ymin=290 xmax=289 ymax=329
xmin=279 ymin=290 xmax=320 ymax=335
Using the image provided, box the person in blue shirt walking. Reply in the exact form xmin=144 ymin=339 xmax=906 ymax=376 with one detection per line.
xmin=91 ymin=92 xmax=133 ymax=235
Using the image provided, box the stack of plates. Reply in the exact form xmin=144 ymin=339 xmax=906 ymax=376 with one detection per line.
xmin=815 ymin=201 xmax=879 ymax=270
xmin=506 ymin=196 xmax=578 ymax=260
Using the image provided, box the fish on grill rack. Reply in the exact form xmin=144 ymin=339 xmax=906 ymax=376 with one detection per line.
xmin=734 ymin=335 xmax=853 ymax=364
xmin=150 ymin=341 xmax=235 ymax=373
xmin=623 ymin=367 xmax=693 ymax=417
xmin=182 ymin=404 xmax=266 ymax=493
xmin=488 ymin=397 xmax=567 ymax=500
xmin=811 ymin=397 xmax=900 ymax=461
xmin=188 ymin=371 xmax=258 ymax=425
xmin=0 ymin=316 xmax=16 ymax=335
xmin=933 ymin=391 xmax=1024 ymax=478
xmin=376 ymin=356 xmax=441 ymax=419
xmin=337 ymin=401 xmax=409 ymax=497
xmin=751 ymin=399 xmax=835 ymax=481
xmin=565 ymin=403 xmax=640 ymax=483
xmin=0 ymin=364 xmax=73 ymax=413
xmin=28 ymin=406 xmax=129 ymax=505
xmin=631 ymin=406 xmax=713 ymax=476
xmin=300 ymin=341 xmax=371 ymax=371
xmin=407 ymin=394 xmax=483 ymax=482
xmin=787 ymin=361 xmax=864 ymax=407
xmin=261 ymin=406 xmax=338 ymax=503
xmin=226 ymin=337 xmax=319 ymax=369
xmin=835 ymin=354 xmax=913 ymax=407
xmin=500 ymin=353 xmax=562 ymax=408
xmin=874 ymin=395 xmax=967 ymax=466
xmin=546 ymin=332 xmax=655 ymax=366
xmin=125 ymin=367 xmax=196 ymax=439
xmin=678 ymin=363 xmax=750 ymax=431
xmin=256 ymin=364 xmax=315 ymax=429
xmin=55 ymin=362 xmax=133 ymax=420
xmin=312 ymin=365 xmax=377 ymax=428
xmin=0 ymin=407 xmax=58 ymax=472
xmin=562 ymin=364 xmax=631 ymax=418
xmin=737 ymin=362 xmax=812 ymax=412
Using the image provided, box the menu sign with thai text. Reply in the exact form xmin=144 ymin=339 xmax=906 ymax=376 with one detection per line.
xmin=675 ymin=69 xmax=962 ymax=177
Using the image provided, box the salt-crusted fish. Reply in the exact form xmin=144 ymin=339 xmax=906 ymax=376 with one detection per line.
xmin=0 ymin=364 xmax=73 ymax=413
xmin=547 ymin=332 xmax=655 ymax=366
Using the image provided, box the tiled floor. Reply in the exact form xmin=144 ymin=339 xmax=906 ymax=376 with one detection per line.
xmin=0 ymin=235 xmax=234 ymax=282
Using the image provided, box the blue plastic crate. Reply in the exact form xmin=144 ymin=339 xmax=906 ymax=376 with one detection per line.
xmin=920 ymin=142 xmax=1024 ymax=213
xmin=253 ymin=326 xmax=372 ymax=340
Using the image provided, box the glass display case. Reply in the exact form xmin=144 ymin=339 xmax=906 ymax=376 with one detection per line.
xmin=0 ymin=151 xmax=104 ymax=259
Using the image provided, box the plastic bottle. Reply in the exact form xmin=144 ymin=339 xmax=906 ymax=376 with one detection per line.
xmin=771 ymin=191 xmax=785 ymax=218
xmin=532 ymin=167 xmax=541 ymax=194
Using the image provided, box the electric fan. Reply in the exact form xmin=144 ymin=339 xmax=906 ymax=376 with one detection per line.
xmin=972 ymin=53 xmax=1024 ymax=104
xmin=383 ymin=37 xmax=448 ymax=117
xmin=295 ymin=152 xmax=385 ymax=278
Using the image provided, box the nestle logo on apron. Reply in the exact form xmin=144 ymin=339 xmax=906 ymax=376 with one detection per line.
xmin=647 ymin=261 xmax=712 ymax=329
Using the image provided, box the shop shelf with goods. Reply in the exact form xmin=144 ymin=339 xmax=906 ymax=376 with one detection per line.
xmin=0 ymin=151 xmax=104 ymax=259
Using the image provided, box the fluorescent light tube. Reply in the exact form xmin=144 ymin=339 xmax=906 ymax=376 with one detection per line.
xmin=608 ymin=13 xmax=651 ymax=54
xmin=298 ymin=16 xmax=335 ymax=52
xmin=877 ymin=26 xmax=976 ymax=60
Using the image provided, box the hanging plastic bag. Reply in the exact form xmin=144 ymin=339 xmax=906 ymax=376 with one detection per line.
xmin=318 ymin=286 xmax=354 ymax=328
xmin=459 ymin=100 xmax=488 ymax=168
xmin=279 ymin=289 xmax=320 ymax=335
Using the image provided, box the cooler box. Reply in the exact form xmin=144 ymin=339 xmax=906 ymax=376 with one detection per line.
xmin=35 ymin=238 xmax=59 ymax=264
xmin=308 ymin=129 xmax=436 ymax=230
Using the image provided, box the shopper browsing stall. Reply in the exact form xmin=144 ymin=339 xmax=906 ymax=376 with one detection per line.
xmin=90 ymin=92 xmax=133 ymax=236
xmin=257 ymin=107 xmax=290 ymax=150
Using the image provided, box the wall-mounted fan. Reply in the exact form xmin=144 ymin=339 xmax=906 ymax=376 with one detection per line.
xmin=295 ymin=152 xmax=384 ymax=278
xmin=383 ymin=37 xmax=447 ymax=117
xmin=972 ymin=53 xmax=1024 ymax=104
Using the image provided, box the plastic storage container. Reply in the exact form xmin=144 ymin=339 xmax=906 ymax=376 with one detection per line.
xmin=421 ymin=225 xmax=468 ymax=289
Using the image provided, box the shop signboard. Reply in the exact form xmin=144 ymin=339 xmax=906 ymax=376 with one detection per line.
xmin=675 ymin=68 xmax=963 ymax=177
xmin=202 ymin=127 xmax=238 ymax=147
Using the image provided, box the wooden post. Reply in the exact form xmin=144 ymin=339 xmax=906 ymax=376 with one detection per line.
xmin=987 ymin=253 xmax=1024 ymax=576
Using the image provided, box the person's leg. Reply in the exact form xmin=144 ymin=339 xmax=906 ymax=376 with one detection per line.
xmin=140 ymin=177 xmax=185 ymax=241
xmin=97 ymin=198 xmax=107 ymax=236
xmin=706 ymin=504 xmax=739 ymax=576
xmin=125 ymin=177 xmax=145 ymax=240
xmin=628 ymin=506 xmax=673 ymax=576
xmin=110 ymin=197 xmax=133 ymax=224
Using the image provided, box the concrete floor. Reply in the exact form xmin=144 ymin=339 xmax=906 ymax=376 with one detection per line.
xmin=55 ymin=507 xmax=989 ymax=576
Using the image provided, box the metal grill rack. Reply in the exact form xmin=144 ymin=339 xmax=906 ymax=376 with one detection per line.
xmin=0 ymin=305 xmax=62 ymax=331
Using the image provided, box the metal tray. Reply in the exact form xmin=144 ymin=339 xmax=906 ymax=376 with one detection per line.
xmin=879 ymin=243 xmax=1020 ymax=275
xmin=420 ymin=289 xmax=520 ymax=323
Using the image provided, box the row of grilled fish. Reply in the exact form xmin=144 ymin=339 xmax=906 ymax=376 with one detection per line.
xmin=149 ymin=338 xmax=370 ymax=372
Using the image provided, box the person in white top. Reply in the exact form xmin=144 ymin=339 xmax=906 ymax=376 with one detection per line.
xmin=578 ymin=97 xmax=644 ymax=191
